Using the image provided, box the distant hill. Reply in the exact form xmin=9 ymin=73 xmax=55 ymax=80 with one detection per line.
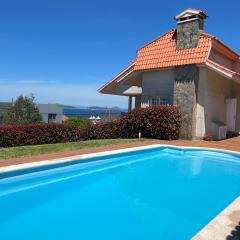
xmin=63 ymin=106 xmax=126 ymax=119
xmin=63 ymin=105 xmax=77 ymax=109
xmin=64 ymin=105 xmax=126 ymax=111
xmin=88 ymin=106 xmax=125 ymax=111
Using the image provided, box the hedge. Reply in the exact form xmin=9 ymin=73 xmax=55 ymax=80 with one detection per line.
xmin=0 ymin=106 xmax=181 ymax=147
xmin=80 ymin=121 xmax=122 ymax=140
xmin=120 ymin=106 xmax=181 ymax=140
xmin=0 ymin=124 xmax=84 ymax=147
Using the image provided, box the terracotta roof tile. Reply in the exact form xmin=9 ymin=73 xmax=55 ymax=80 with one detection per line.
xmin=134 ymin=29 xmax=212 ymax=71
xmin=99 ymin=28 xmax=240 ymax=93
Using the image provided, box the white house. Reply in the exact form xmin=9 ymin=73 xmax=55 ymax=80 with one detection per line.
xmin=37 ymin=104 xmax=64 ymax=124
xmin=99 ymin=8 xmax=240 ymax=140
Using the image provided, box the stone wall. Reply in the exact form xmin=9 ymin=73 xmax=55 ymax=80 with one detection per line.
xmin=176 ymin=19 xmax=203 ymax=50
xmin=174 ymin=65 xmax=198 ymax=139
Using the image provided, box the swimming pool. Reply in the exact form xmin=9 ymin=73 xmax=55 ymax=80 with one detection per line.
xmin=1 ymin=146 xmax=240 ymax=240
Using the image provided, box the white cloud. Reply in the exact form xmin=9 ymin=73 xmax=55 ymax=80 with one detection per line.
xmin=14 ymin=80 xmax=57 ymax=84
xmin=0 ymin=80 xmax=128 ymax=108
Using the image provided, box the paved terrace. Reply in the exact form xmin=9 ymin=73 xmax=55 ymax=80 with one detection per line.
xmin=0 ymin=136 xmax=239 ymax=168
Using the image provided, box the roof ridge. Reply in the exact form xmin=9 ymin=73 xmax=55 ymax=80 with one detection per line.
xmin=136 ymin=29 xmax=175 ymax=53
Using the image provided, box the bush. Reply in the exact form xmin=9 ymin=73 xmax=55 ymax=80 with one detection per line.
xmin=119 ymin=106 xmax=181 ymax=140
xmin=226 ymin=131 xmax=239 ymax=139
xmin=81 ymin=121 xmax=122 ymax=140
xmin=64 ymin=117 xmax=90 ymax=127
xmin=80 ymin=106 xmax=181 ymax=141
xmin=0 ymin=124 xmax=84 ymax=147
xmin=0 ymin=106 xmax=181 ymax=147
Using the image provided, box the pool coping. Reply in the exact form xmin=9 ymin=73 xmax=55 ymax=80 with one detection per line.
xmin=1 ymin=143 xmax=240 ymax=174
xmin=192 ymin=196 xmax=240 ymax=240
xmin=1 ymin=143 xmax=240 ymax=240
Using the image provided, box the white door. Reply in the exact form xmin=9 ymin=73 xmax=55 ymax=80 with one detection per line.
xmin=226 ymin=98 xmax=237 ymax=131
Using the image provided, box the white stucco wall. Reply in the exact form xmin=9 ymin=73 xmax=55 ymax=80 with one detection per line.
xmin=204 ymin=69 xmax=233 ymax=134
xmin=196 ymin=67 xmax=236 ymax=138
xmin=41 ymin=113 xmax=49 ymax=123
xmin=141 ymin=69 xmax=174 ymax=107
xmin=232 ymin=82 xmax=240 ymax=132
xmin=208 ymin=50 xmax=234 ymax=70
xmin=195 ymin=68 xmax=206 ymax=138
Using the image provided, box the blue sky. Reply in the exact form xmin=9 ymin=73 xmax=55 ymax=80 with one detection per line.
xmin=0 ymin=0 xmax=239 ymax=108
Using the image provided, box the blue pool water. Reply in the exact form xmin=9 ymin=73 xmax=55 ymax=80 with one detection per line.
xmin=1 ymin=147 xmax=240 ymax=240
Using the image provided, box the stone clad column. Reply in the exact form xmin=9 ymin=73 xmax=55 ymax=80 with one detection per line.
xmin=173 ymin=65 xmax=198 ymax=139
xmin=128 ymin=96 xmax=132 ymax=112
xmin=135 ymin=95 xmax=141 ymax=109
xmin=176 ymin=20 xmax=203 ymax=50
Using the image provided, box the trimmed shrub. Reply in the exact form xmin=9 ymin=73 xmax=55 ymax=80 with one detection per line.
xmin=0 ymin=124 xmax=84 ymax=147
xmin=81 ymin=121 xmax=122 ymax=140
xmin=119 ymin=106 xmax=181 ymax=140
xmin=78 ymin=106 xmax=181 ymax=140
xmin=0 ymin=106 xmax=181 ymax=147
xmin=64 ymin=117 xmax=90 ymax=127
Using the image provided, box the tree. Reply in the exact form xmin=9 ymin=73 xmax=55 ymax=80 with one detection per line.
xmin=4 ymin=94 xmax=42 ymax=124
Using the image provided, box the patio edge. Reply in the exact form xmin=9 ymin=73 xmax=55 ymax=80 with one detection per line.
xmin=192 ymin=196 xmax=240 ymax=240
xmin=1 ymin=144 xmax=240 ymax=174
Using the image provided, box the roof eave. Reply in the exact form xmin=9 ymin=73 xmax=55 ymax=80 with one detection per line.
xmin=98 ymin=63 xmax=135 ymax=93
xmin=205 ymin=61 xmax=233 ymax=79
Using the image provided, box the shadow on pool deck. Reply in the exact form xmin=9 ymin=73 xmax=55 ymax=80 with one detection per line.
xmin=226 ymin=222 xmax=240 ymax=240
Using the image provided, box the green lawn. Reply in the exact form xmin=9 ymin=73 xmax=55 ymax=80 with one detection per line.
xmin=0 ymin=138 xmax=148 ymax=160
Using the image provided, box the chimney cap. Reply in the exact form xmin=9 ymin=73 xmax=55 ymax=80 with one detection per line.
xmin=174 ymin=8 xmax=208 ymax=21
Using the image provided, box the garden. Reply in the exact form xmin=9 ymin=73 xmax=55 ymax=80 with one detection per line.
xmin=0 ymin=106 xmax=181 ymax=148
xmin=0 ymin=95 xmax=182 ymax=159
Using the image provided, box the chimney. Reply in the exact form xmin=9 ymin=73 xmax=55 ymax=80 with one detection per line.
xmin=174 ymin=8 xmax=208 ymax=50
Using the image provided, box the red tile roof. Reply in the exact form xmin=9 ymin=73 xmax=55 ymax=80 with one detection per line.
xmin=99 ymin=28 xmax=240 ymax=93
xmin=134 ymin=30 xmax=212 ymax=71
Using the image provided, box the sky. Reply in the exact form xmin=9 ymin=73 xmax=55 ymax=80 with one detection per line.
xmin=0 ymin=0 xmax=239 ymax=108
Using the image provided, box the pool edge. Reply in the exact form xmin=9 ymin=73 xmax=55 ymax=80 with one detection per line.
xmin=192 ymin=196 xmax=240 ymax=240
xmin=1 ymin=144 xmax=240 ymax=174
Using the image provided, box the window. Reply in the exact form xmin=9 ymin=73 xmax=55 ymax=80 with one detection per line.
xmin=151 ymin=97 xmax=160 ymax=106
xmin=48 ymin=113 xmax=57 ymax=123
xmin=150 ymin=96 xmax=170 ymax=106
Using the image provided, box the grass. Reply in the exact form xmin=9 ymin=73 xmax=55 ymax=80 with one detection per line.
xmin=0 ymin=138 xmax=149 ymax=160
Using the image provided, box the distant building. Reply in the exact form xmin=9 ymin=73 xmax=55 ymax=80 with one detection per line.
xmin=37 ymin=104 xmax=64 ymax=124
xmin=0 ymin=102 xmax=64 ymax=124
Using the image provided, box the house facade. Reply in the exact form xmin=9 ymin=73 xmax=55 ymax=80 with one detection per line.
xmin=37 ymin=104 xmax=64 ymax=124
xmin=99 ymin=8 xmax=240 ymax=140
